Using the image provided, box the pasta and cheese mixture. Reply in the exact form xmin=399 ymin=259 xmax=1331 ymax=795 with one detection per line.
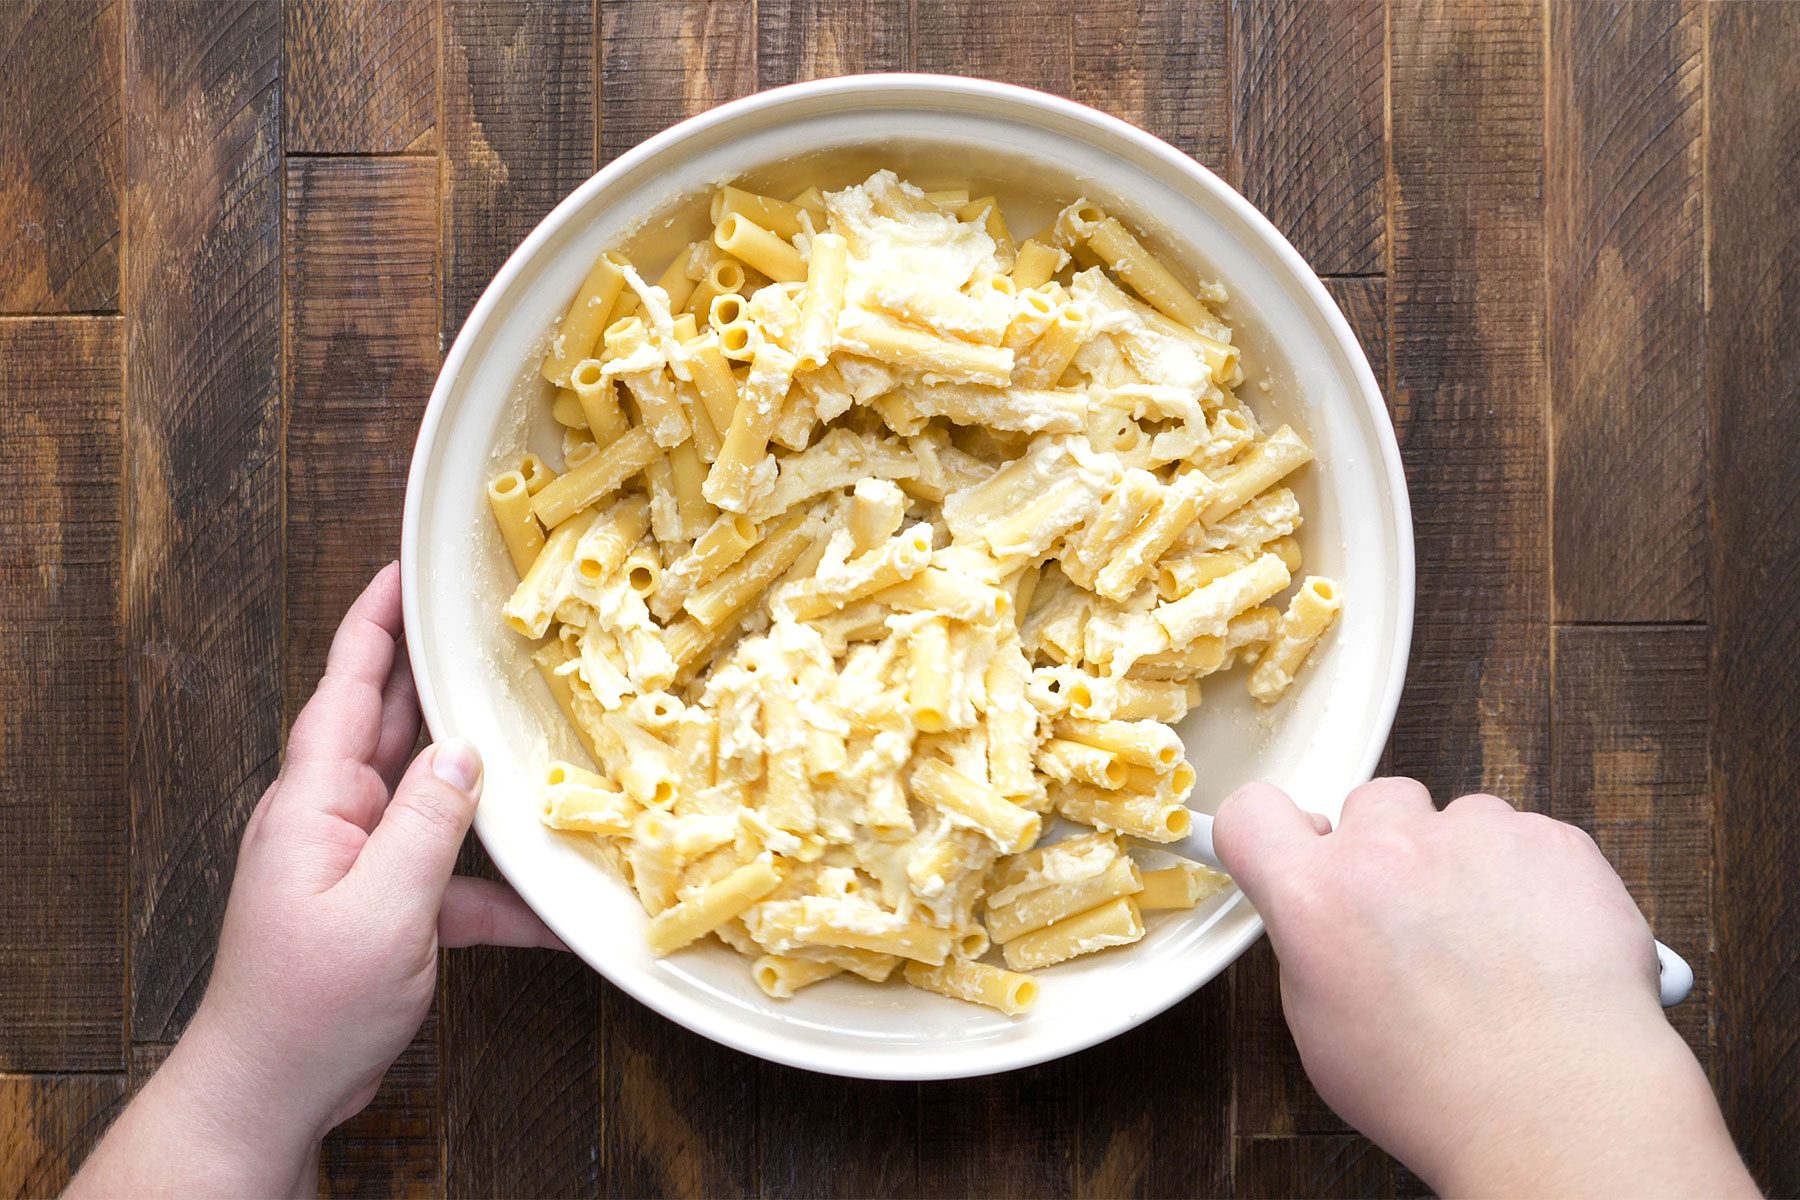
xmin=485 ymin=171 xmax=1341 ymax=1016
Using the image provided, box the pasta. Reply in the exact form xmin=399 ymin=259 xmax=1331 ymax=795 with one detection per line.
xmin=484 ymin=172 xmax=1341 ymax=1017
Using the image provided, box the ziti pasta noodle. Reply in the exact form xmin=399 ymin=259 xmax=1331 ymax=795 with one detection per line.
xmin=487 ymin=171 xmax=1342 ymax=1016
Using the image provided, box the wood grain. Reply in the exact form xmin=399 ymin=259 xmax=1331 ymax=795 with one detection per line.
xmin=1326 ymin=277 xmax=1389 ymax=390
xmin=441 ymin=938 xmax=599 ymax=1198
xmin=918 ymin=1063 xmax=1076 ymax=1198
xmin=438 ymin=5 xmax=599 ymax=1195
xmin=1548 ymin=0 xmax=1705 ymax=622
xmin=1387 ymin=0 xmax=1548 ymax=810
xmin=1075 ymin=988 xmax=1230 ymax=1196
xmin=0 ymin=0 xmax=121 ymax=313
xmin=915 ymin=0 xmax=1073 ymax=95
xmin=282 ymin=157 xmax=440 ymax=724
xmin=442 ymin=0 xmax=596 ymax=338
xmin=1074 ymin=1 xmax=1230 ymax=171
xmin=759 ymin=1069 xmax=918 ymax=1198
xmin=597 ymin=986 xmax=755 ymax=1198
xmin=1231 ymin=0 xmax=1384 ymax=273
xmin=0 ymin=319 xmax=124 ymax=1073
xmin=1235 ymin=1135 xmax=1395 ymax=1200
xmin=284 ymin=154 xmax=444 ymax=1197
xmin=0 ymin=1075 xmax=126 ymax=1195
xmin=757 ymin=0 xmax=910 ymax=85
xmin=1551 ymin=626 xmax=1711 ymax=1062
xmin=599 ymin=1 xmax=756 ymax=166
xmin=123 ymin=0 xmax=284 ymax=1043
xmin=285 ymin=0 xmax=437 ymax=154
xmin=1707 ymin=4 xmax=1800 ymax=1192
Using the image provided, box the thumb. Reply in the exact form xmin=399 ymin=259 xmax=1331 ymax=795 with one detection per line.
xmin=1213 ymin=781 xmax=1322 ymax=910
xmin=352 ymin=740 xmax=483 ymax=907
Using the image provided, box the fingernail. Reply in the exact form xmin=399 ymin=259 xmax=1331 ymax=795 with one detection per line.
xmin=433 ymin=740 xmax=482 ymax=793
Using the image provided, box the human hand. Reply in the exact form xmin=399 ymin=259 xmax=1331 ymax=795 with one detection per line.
xmin=71 ymin=564 xmax=564 ymax=1198
xmin=1215 ymin=779 xmax=1754 ymax=1198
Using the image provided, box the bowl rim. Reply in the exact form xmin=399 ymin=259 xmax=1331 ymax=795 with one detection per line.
xmin=402 ymin=71 xmax=1415 ymax=1080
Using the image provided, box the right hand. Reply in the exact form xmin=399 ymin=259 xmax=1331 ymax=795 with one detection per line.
xmin=1214 ymin=778 xmax=1755 ymax=1198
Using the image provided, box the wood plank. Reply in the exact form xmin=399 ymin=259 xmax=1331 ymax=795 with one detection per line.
xmin=758 ymin=1069 xmax=916 ymax=1199
xmin=1074 ymin=988 xmax=1230 ymax=1196
xmin=1234 ymin=1135 xmax=1395 ymax=1200
xmin=756 ymin=0 xmax=909 ymax=85
xmin=1326 ymin=277 xmax=1389 ymax=391
xmin=284 ymin=155 xmax=444 ymax=1198
xmin=285 ymin=0 xmax=438 ymax=154
xmin=1548 ymin=0 xmax=1705 ymax=622
xmin=0 ymin=1075 xmax=126 ymax=1195
xmin=282 ymin=156 xmax=440 ymax=729
xmin=0 ymin=319 xmax=124 ymax=1072
xmin=0 ymin=0 xmax=121 ymax=312
xmin=1550 ymin=627 xmax=1710 ymax=1063
xmin=918 ymin=1062 xmax=1075 ymax=1198
xmin=442 ymin=0 xmax=596 ymax=338
xmin=1073 ymin=1 xmax=1230 ymax=172
xmin=439 ymin=7 xmax=598 ymax=1193
xmin=1231 ymin=0 xmax=1384 ymax=273
xmin=441 ymin=939 xmax=599 ymax=1198
xmin=123 ymin=0 xmax=284 ymax=1043
xmin=1387 ymin=0 xmax=1548 ymax=810
xmin=914 ymin=0 xmax=1073 ymax=95
xmin=1708 ymin=4 xmax=1800 ymax=1192
xmin=597 ymin=986 xmax=755 ymax=1197
xmin=599 ymin=0 xmax=756 ymax=165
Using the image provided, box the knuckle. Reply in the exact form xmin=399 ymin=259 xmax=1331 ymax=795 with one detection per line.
xmin=1562 ymin=822 xmax=1601 ymax=853
xmin=1384 ymin=775 xmax=1432 ymax=800
xmin=1361 ymin=824 xmax=1421 ymax=869
xmin=1515 ymin=810 xmax=1557 ymax=834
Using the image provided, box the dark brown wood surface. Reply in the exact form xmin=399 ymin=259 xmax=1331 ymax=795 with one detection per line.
xmin=1707 ymin=4 xmax=1800 ymax=1195
xmin=1 ymin=2 xmax=1795 ymax=1196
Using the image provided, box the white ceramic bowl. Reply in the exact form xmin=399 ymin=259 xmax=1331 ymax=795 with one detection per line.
xmin=402 ymin=74 xmax=1412 ymax=1080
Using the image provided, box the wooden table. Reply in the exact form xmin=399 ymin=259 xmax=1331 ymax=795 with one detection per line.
xmin=2 ymin=1 xmax=1795 ymax=1196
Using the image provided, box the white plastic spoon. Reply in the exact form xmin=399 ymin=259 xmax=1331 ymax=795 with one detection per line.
xmin=1177 ymin=809 xmax=1695 ymax=1007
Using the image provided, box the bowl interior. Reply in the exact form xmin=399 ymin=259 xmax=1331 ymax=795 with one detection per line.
xmin=403 ymin=79 xmax=1410 ymax=1080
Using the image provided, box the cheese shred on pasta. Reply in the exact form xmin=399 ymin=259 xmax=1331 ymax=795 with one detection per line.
xmin=489 ymin=171 xmax=1337 ymax=1016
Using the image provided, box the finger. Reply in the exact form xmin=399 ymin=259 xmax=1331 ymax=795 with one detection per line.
xmin=286 ymin=563 xmax=405 ymax=769
xmin=372 ymin=647 xmax=422 ymax=793
xmin=351 ymin=740 xmax=483 ymax=903
xmin=1444 ymin=791 xmax=1514 ymax=819
xmin=440 ymin=877 xmax=568 ymax=951
xmin=1307 ymin=812 xmax=1334 ymax=836
xmin=326 ymin=561 xmax=405 ymax=685
xmin=1213 ymin=782 xmax=1323 ymax=904
xmin=1338 ymin=776 xmax=1435 ymax=827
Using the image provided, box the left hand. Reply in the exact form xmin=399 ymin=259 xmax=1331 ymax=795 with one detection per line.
xmin=71 ymin=563 xmax=565 ymax=1198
